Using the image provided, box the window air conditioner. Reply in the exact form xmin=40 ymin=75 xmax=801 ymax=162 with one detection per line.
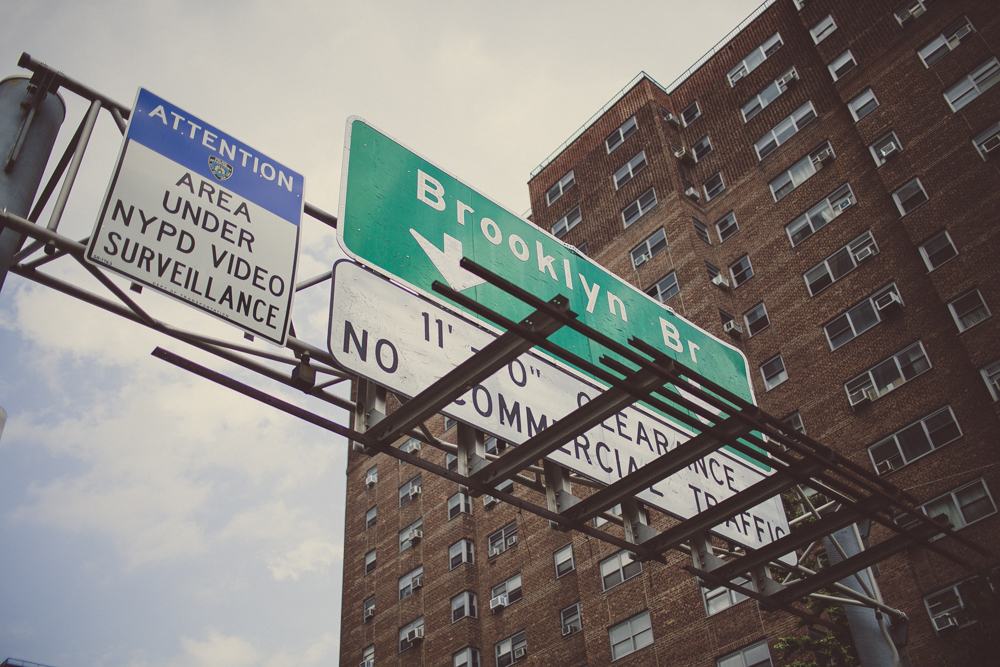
xmin=838 ymin=197 xmax=854 ymax=211
xmin=674 ymin=147 xmax=695 ymax=165
xmin=875 ymin=459 xmax=896 ymax=476
xmin=982 ymin=133 xmax=1000 ymax=154
xmin=405 ymin=627 xmax=425 ymax=642
xmin=879 ymin=142 xmax=899 ymax=158
xmin=562 ymin=624 xmax=575 ymax=636
xmin=951 ymin=24 xmax=973 ymax=43
xmin=404 ymin=440 xmax=421 ymax=453
xmin=483 ymin=495 xmax=499 ymax=508
xmin=852 ymin=245 xmax=874 ymax=262
xmin=489 ymin=545 xmax=503 ymax=557
xmin=360 ymin=660 xmax=374 ymax=667
xmin=490 ymin=595 xmax=508 ymax=611
xmin=685 ymin=187 xmax=701 ymax=201
xmin=663 ymin=112 xmax=681 ymax=128
xmin=364 ymin=607 xmax=374 ymax=620
xmin=723 ymin=320 xmax=743 ymax=336
xmin=408 ymin=486 xmax=421 ymax=498
xmin=848 ymin=387 xmax=874 ymax=407
xmin=814 ymin=148 xmax=834 ymax=165
xmin=933 ymin=614 xmax=959 ymax=631
xmin=711 ymin=274 xmax=730 ymax=288
xmin=874 ymin=291 xmax=902 ymax=312
xmin=779 ymin=72 xmax=798 ymax=87
xmin=506 ymin=534 xmax=518 ymax=548
xmin=365 ymin=476 xmax=376 ymax=489
xmin=408 ymin=529 xmax=423 ymax=542
xmin=732 ymin=69 xmax=745 ymax=83
xmin=634 ymin=252 xmax=651 ymax=266
xmin=411 ymin=575 xmax=423 ymax=589
xmin=513 ymin=647 xmax=527 ymax=660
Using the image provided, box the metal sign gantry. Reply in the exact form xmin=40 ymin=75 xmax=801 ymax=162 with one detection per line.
xmin=1 ymin=53 xmax=995 ymax=636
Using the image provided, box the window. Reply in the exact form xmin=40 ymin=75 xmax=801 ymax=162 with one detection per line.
xmin=973 ymin=121 xmax=1000 ymax=159
xmin=707 ymin=262 xmax=721 ymax=280
xmin=804 ymin=231 xmax=878 ymax=296
xmin=729 ymin=255 xmax=754 ymax=287
xmin=703 ymin=172 xmax=725 ymax=200
xmin=868 ymin=406 xmax=961 ymax=474
xmin=786 ymin=184 xmax=855 ymax=246
xmin=924 ymin=579 xmax=979 ymax=632
xmin=365 ymin=549 xmax=376 ymax=575
xmin=631 ymin=228 xmax=667 ymax=269
xmin=782 ymin=412 xmax=805 ymax=435
xmin=546 ymin=170 xmax=575 ymax=205
xmin=595 ymin=503 xmax=623 ymax=528
xmin=848 ymin=89 xmax=879 ymax=121
xmin=399 ymin=565 xmax=424 ymax=600
xmin=561 ymin=603 xmax=582 ymax=635
xmin=451 ymin=591 xmax=478 ymax=622
xmin=715 ymin=212 xmax=739 ymax=243
xmin=919 ymin=230 xmax=957 ymax=270
xmin=614 ymin=151 xmax=647 ymax=189
xmin=982 ymin=361 xmax=1000 ymax=401
xmin=576 ymin=241 xmax=587 ymax=256
xmin=705 ymin=577 xmax=751 ymax=615
xmin=899 ymin=478 xmax=997 ymax=532
xmin=870 ymin=132 xmax=902 ymax=165
xmin=810 ymin=15 xmax=837 ymax=43
xmin=495 ymin=630 xmax=527 ymax=667
xmin=362 ymin=645 xmax=374 ymax=665
xmin=895 ymin=0 xmax=932 ymax=27
xmin=448 ymin=491 xmax=472 ymax=519
xmin=828 ymin=50 xmax=857 ymax=81
xmin=399 ymin=474 xmax=421 ymax=507
xmin=825 ymin=284 xmax=901 ymax=350
xmin=398 ymin=617 xmax=424 ymax=653
xmin=552 ymin=205 xmax=582 ymax=239
xmin=945 ymin=58 xmax=1000 ymax=111
xmin=450 ymin=538 xmax=474 ymax=568
xmin=365 ymin=506 xmax=377 ymax=530
xmin=949 ymin=289 xmax=991 ymax=331
xmin=728 ymin=33 xmax=783 ymax=86
xmin=606 ymin=116 xmax=637 ymax=153
xmin=554 ymin=544 xmax=575 ymax=577
xmin=646 ymin=272 xmax=679 ymax=302
xmin=445 ymin=416 xmax=457 ymax=430
xmin=365 ymin=465 xmax=378 ymax=487
xmin=622 ymin=188 xmax=657 ymax=227
xmin=692 ymin=135 xmax=713 ymax=161
xmin=488 ymin=521 xmax=518 ymax=556
xmin=363 ymin=595 xmax=375 ymax=622
xmin=755 ymin=102 xmax=817 ymax=160
xmin=399 ymin=518 xmax=423 ymax=552
xmin=718 ymin=641 xmax=773 ymax=667
xmin=741 ymin=68 xmax=798 ymax=121
xmin=744 ymin=303 xmax=770 ymax=337
xmin=770 ymin=142 xmax=834 ymax=201
xmin=918 ymin=16 xmax=974 ymax=67
xmin=601 ymin=550 xmax=642 ymax=590
xmin=760 ymin=354 xmax=788 ymax=390
xmin=694 ymin=219 xmax=711 ymax=245
xmin=892 ymin=178 xmax=928 ymax=215
xmin=682 ymin=101 xmax=701 ymax=126
xmin=454 ymin=647 xmax=480 ymax=667
xmin=844 ymin=341 xmax=931 ymax=403
xmin=491 ymin=573 xmax=523 ymax=605
xmin=485 ymin=436 xmax=505 ymax=455
xmin=609 ymin=611 xmax=653 ymax=660
xmin=446 ymin=453 xmax=458 ymax=471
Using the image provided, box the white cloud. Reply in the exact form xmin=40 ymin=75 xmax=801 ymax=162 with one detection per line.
xmin=265 ymin=538 xmax=341 ymax=582
xmin=179 ymin=630 xmax=260 ymax=667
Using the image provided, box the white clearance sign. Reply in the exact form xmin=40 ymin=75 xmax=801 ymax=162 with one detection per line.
xmin=87 ymin=88 xmax=304 ymax=345
xmin=329 ymin=261 xmax=788 ymax=551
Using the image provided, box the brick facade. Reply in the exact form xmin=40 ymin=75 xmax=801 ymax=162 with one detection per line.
xmin=340 ymin=1 xmax=1000 ymax=665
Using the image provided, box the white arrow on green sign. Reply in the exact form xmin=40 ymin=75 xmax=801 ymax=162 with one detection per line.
xmin=337 ymin=117 xmax=762 ymax=468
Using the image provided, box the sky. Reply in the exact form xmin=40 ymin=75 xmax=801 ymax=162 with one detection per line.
xmin=0 ymin=2 xmax=766 ymax=666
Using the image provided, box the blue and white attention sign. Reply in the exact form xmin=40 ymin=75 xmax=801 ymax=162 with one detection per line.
xmin=87 ymin=88 xmax=304 ymax=345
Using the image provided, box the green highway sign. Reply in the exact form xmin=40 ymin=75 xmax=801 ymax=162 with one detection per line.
xmin=337 ymin=118 xmax=761 ymax=467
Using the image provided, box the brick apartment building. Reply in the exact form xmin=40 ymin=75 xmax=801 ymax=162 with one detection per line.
xmin=339 ymin=1 xmax=1000 ymax=665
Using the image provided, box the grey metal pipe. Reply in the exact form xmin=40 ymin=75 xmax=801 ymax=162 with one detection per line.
xmin=45 ymin=97 xmax=101 ymax=232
